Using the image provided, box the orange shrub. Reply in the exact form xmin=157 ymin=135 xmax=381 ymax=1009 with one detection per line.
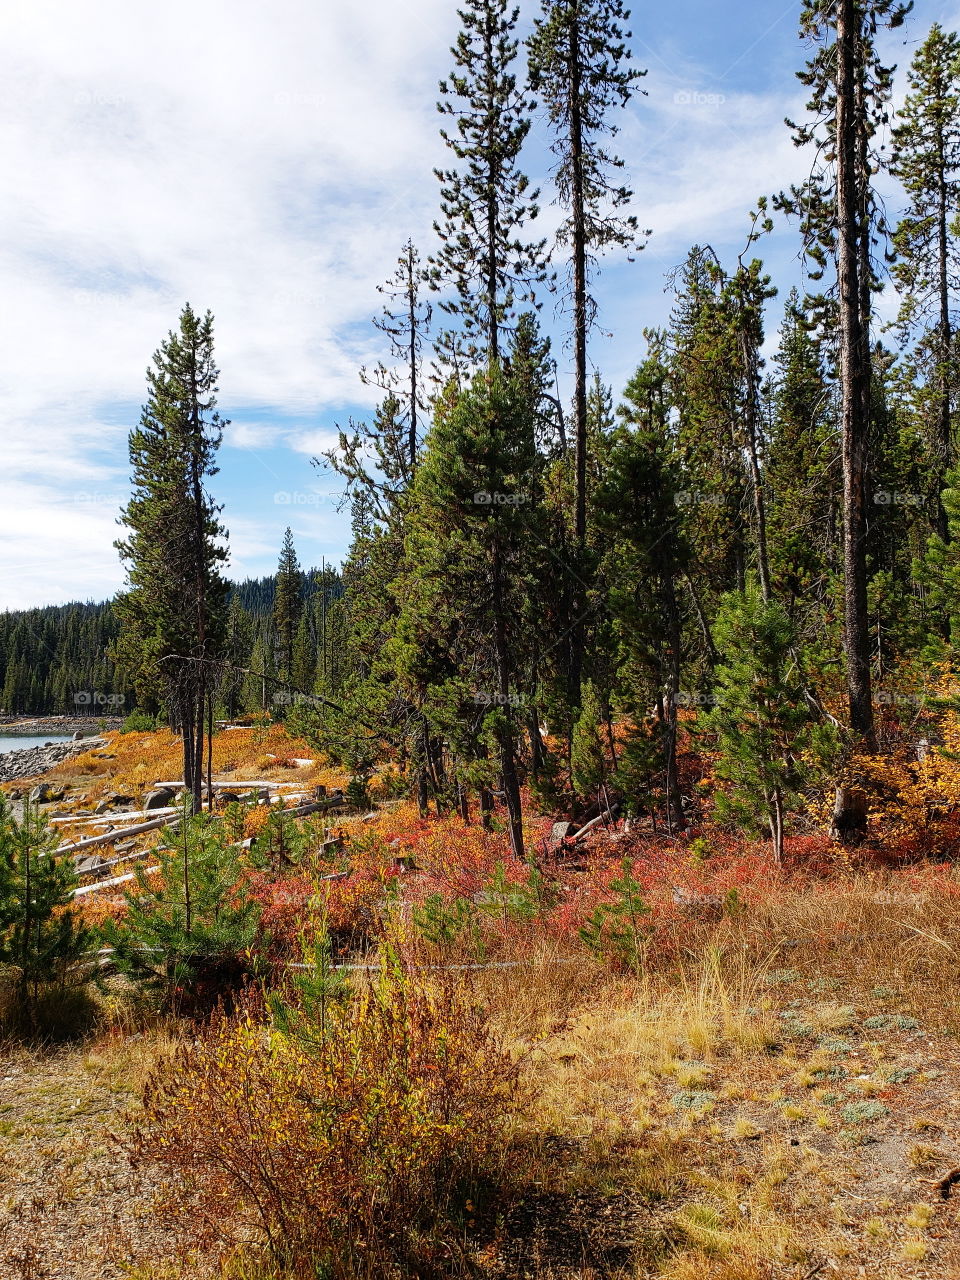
xmin=131 ymin=970 xmax=528 ymax=1276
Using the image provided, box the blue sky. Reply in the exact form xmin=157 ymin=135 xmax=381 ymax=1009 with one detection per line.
xmin=2 ymin=0 xmax=958 ymax=609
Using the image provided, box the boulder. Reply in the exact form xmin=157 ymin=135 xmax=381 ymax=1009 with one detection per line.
xmin=29 ymin=782 xmax=65 ymax=804
xmin=144 ymin=787 xmax=176 ymax=811
xmin=549 ymin=820 xmax=577 ymax=846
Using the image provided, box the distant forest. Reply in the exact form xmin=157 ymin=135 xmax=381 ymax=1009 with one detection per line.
xmin=0 ymin=556 xmax=344 ymax=716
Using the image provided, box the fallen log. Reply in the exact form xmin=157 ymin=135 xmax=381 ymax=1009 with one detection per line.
xmin=56 ymin=814 xmax=181 ymax=856
xmin=570 ymin=803 xmax=621 ymax=844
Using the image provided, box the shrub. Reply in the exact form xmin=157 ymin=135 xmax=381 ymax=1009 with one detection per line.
xmin=103 ymin=805 xmax=264 ymax=1014
xmin=578 ymin=859 xmax=651 ymax=971
xmin=132 ymin=963 xmax=528 ymax=1276
xmin=120 ymin=710 xmax=159 ymax=733
xmin=0 ymin=797 xmax=93 ymax=1036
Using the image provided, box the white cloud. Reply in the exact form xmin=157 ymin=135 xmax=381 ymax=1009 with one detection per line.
xmin=0 ymin=0 xmax=926 ymax=608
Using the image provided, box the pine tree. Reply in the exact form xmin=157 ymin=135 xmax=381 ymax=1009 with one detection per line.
xmin=431 ymin=0 xmax=547 ymax=363
xmin=701 ymin=587 xmax=837 ymax=865
xmin=891 ymin=23 xmax=960 ymax=538
xmin=0 ymin=798 xmax=91 ymax=1030
xmin=598 ymin=333 xmax=688 ymax=829
xmin=104 ymin=806 xmax=262 ymax=1014
xmin=528 ymin=0 xmax=647 ymax=546
xmin=922 ymin=463 xmax=960 ymax=641
xmin=767 ymin=289 xmax=841 ymax=622
xmin=329 ymin=243 xmax=433 ymax=500
xmin=220 ymin=594 xmax=253 ymax=721
xmin=570 ymin=679 xmax=606 ymax=800
xmin=273 ymin=527 xmax=303 ymax=688
xmin=116 ymin=304 xmax=229 ymax=810
xmin=363 ymin=240 xmax=432 ymax=477
xmin=778 ymin=0 xmax=911 ymax=745
xmin=399 ymin=358 xmax=544 ymax=857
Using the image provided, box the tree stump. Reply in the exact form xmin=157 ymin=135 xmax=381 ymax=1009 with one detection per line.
xmin=831 ymin=786 xmax=868 ymax=844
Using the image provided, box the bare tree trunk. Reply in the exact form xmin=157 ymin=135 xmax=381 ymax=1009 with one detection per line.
xmin=837 ymin=0 xmax=875 ymax=746
xmin=770 ymin=786 xmax=784 ymax=865
xmin=936 ymin=140 xmax=953 ymax=544
xmin=739 ymin=325 xmax=772 ymax=602
xmin=206 ymin=692 xmax=214 ymax=814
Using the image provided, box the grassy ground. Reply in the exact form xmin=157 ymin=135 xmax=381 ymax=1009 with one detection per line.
xmin=1 ymin=725 xmax=959 ymax=1277
xmin=1 ymin=961 xmax=959 ymax=1278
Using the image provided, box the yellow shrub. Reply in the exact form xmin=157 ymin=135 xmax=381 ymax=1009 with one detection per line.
xmin=132 ymin=970 xmax=527 ymax=1275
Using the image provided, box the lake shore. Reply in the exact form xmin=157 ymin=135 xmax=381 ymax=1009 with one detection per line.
xmin=0 ymin=715 xmax=124 ymax=735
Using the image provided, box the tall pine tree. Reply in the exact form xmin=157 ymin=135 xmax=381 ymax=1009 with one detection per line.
xmin=116 ymin=304 xmax=229 ymax=810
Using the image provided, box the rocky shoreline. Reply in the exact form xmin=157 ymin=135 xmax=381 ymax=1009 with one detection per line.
xmin=0 ymin=737 xmax=107 ymax=784
xmin=0 ymin=716 xmax=124 ymax=735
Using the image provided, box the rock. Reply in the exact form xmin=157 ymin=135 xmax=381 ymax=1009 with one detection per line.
xmin=29 ymin=783 xmax=65 ymax=804
xmin=144 ymin=787 xmax=176 ymax=811
xmin=549 ymin=820 xmax=577 ymax=846
xmin=218 ymin=790 xmax=241 ymax=804
xmin=108 ymin=793 xmax=135 ymax=806
xmin=94 ymin=799 xmax=113 ymax=814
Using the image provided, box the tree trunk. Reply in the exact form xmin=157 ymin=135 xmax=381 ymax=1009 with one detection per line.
xmin=739 ymin=324 xmax=772 ymax=602
xmin=831 ymin=785 xmax=868 ymax=844
xmin=837 ymin=0 xmax=875 ymax=746
xmin=662 ymin=574 xmax=685 ymax=833
xmin=937 ymin=137 xmax=952 ymax=544
xmin=770 ymin=786 xmax=785 ymax=865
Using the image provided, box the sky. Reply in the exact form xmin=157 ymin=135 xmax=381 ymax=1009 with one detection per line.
xmin=2 ymin=0 xmax=959 ymax=610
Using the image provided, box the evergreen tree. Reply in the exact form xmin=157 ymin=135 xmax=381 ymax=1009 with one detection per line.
xmin=399 ymin=358 xmax=544 ymax=856
xmin=116 ymin=304 xmax=229 ymax=809
xmin=431 ymin=0 xmax=547 ymax=362
xmin=528 ymin=0 xmax=647 ymax=546
xmin=104 ymin=807 xmax=262 ymax=1013
xmin=778 ymin=0 xmax=911 ymax=745
xmin=221 ymin=594 xmax=253 ymax=721
xmin=329 ymin=243 xmax=433 ymax=500
xmin=767 ymin=289 xmax=841 ymax=624
xmin=700 ymin=587 xmax=836 ymax=865
xmin=570 ymin=678 xmax=606 ymax=800
xmin=0 ymin=798 xmax=91 ymax=1029
xmin=273 ymin=527 xmax=304 ymax=687
xmin=891 ymin=23 xmax=960 ymax=538
xmin=599 ymin=333 xmax=689 ymax=829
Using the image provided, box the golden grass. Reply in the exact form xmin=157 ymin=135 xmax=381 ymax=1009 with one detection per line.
xmin=25 ymin=723 xmax=349 ymax=808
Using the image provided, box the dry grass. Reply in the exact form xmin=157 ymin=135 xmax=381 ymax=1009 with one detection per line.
xmin=5 ymin=723 xmax=349 ymax=810
xmin=1 ymin=724 xmax=960 ymax=1275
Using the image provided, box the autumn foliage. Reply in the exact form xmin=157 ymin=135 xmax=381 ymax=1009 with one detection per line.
xmin=132 ymin=966 xmax=527 ymax=1277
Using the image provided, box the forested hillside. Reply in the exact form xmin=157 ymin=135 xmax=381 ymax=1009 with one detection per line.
xmin=0 ymin=561 xmax=344 ymax=716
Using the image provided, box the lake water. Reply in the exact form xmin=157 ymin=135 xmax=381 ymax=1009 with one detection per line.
xmin=0 ymin=735 xmax=74 ymax=754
